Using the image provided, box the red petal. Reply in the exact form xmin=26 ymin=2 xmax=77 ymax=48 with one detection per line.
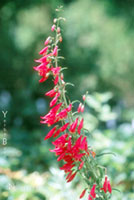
xmin=79 ymin=189 xmax=86 ymax=199
xmin=69 ymin=118 xmax=79 ymax=133
xmin=53 ymin=45 xmax=58 ymax=56
xmin=44 ymin=127 xmax=56 ymax=140
xmin=53 ymin=129 xmax=61 ymax=138
xmin=103 ymin=176 xmax=108 ymax=193
xmin=39 ymin=46 xmax=49 ymax=55
xmin=66 ymin=172 xmax=77 ymax=182
xmin=66 ymin=104 xmax=72 ymax=112
xmin=54 ymin=75 xmax=59 ymax=85
xmin=77 ymin=118 xmax=84 ymax=134
xmin=108 ymin=181 xmax=112 ymax=193
xmin=44 ymin=37 xmax=50 ymax=46
xmin=50 ymin=93 xmax=60 ymax=107
xmin=60 ymin=123 xmax=69 ymax=132
xmin=79 ymin=161 xmax=84 ymax=170
xmin=77 ymin=103 xmax=82 ymax=113
xmin=45 ymin=89 xmax=57 ymax=97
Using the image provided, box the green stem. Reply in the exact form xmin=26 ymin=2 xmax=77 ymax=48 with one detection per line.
xmin=52 ymin=19 xmax=108 ymax=200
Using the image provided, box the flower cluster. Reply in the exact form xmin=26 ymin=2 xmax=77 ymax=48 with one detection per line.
xmin=34 ymin=14 xmax=112 ymax=200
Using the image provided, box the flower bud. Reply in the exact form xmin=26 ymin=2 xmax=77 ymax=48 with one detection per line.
xmin=61 ymin=73 xmax=64 ymax=80
xmin=51 ymin=24 xmax=56 ymax=32
xmin=39 ymin=46 xmax=49 ymax=55
xmin=61 ymin=79 xmax=65 ymax=85
xmin=53 ymin=18 xmax=57 ymax=23
xmin=82 ymin=95 xmax=86 ymax=101
xmin=81 ymin=105 xmax=84 ymax=112
xmin=79 ymin=161 xmax=84 ymax=170
xmin=59 ymin=36 xmax=62 ymax=43
xmin=77 ymin=103 xmax=82 ymax=113
xmin=79 ymin=188 xmax=86 ymax=199
xmin=57 ymin=27 xmax=61 ymax=33
xmin=44 ymin=36 xmax=51 ymax=46
xmin=53 ymin=46 xmax=58 ymax=56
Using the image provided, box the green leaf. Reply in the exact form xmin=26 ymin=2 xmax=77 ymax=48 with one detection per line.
xmin=96 ymin=152 xmax=116 ymax=157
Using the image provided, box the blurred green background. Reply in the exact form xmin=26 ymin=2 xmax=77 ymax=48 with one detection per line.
xmin=0 ymin=0 xmax=134 ymax=199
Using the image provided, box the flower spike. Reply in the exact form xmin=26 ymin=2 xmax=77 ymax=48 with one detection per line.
xmin=33 ymin=13 xmax=113 ymax=200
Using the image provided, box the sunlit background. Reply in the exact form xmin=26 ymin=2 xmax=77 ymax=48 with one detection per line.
xmin=0 ymin=0 xmax=134 ymax=199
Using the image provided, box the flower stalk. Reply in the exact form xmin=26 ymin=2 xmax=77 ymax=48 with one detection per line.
xmin=33 ymin=11 xmax=112 ymax=200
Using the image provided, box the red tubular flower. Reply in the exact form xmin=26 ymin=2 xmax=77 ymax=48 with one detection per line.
xmin=57 ymin=152 xmax=66 ymax=161
xmin=33 ymin=59 xmax=51 ymax=83
xmin=51 ymin=134 xmax=88 ymax=175
xmin=88 ymin=184 xmax=96 ymax=200
xmin=35 ymin=55 xmax=50 ymax=63
xmin=56 ymin=108 xmax=68 ymax=120
xmin=53 ymin=129 xmax=61 ymax=138
xmin=44 ymin=36 xmax=50 ymax=46
xmin=51 ymin=67 xmax=61 ymax=76
xmin=100 ymin=176 xmax=112 ymax=194
xmin=53 ymin=46 xmax=58 ymax=56
xmin=45 ymin=88 xmax=57 ymax=98
xmin=66 ymin=171 xmax=77 ymax=182
xmin=69 ymin=118 xmax=79 ymax=133
xmin=39 ymin=75 xmax=49 ymax=83
xmin=54 ymin=75 xmax=59 ymax=85
xmin=90 ymin=184 xmax=96 ymax=198
xmin=74 ymin=135 xmax=88 ymax=154
xmin=88 ymin=195 xmax=93 ymax=200
xmin=83 ymin=95 xmax=86 ymax=101
xmin=39 ymin=46 xmax=49 ymax=55
xmin=60 ymin=123 xmax=69 ymax=132
xmin=67 ymin=136 xmax=72 ymax=151
xmin=60 ymin=162 xmax=75 ymax=172
xmin=81 ymin=105 xmax=84 ymax=112
xmin=50 ymin=92 xmax=60 ymax=107
xmin=77 ymin=103 xmax=82 ymax=113
xmin=44 ymin=126 xmax=57 ymax=140
xmin=79 ymin=161 xmax=84 ymax=170
xmin=108 ymin=180 xmax=112 ymax=194
xmin=79 ymin=189 xmax=86 ymax=199
xmin=74 ymin=135 xmax=82 ymax=147
xmin=52 ymin=134 xmax=68 ymax=147
xmin=81 ymin=136 xmax=88 ymax=152
xmin=66 ymin=103 xmax=72 ymax=112
xmin=51 ymin=24 xmax=56 ymax=32
xmin=50 ymin=102 xmax=62 ymax=113
xmin=33 ymin=62 xmax=49 ymax=72
xmin=77 ymin=118 xmax=84 ymax=134
xmin=40 ymin=103 xmax=62 ymax=126
xmin=77 ymin=103 xmax=84 ymax=113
